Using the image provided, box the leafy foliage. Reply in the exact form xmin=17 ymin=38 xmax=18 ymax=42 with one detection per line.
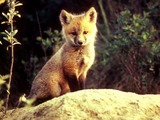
xmin=1 ymin=1 xmax=22 ymax=47
xmin=92 ymin=9 xmax=160 ymax=93
xmin=1 ymin=0 xmax=22 ymax=113
xmin=113 ymin=10 xmax=159 ymax=92
xmin=36 ymin=29 xmax=63 ymax=54
xmin=22 ymin=29 xmax=63 ymax=83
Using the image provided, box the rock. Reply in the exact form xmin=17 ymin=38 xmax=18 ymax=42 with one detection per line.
xmin=0 ymin=89 xmax=160 ymax=120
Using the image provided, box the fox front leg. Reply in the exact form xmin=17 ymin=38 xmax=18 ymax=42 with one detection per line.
xmin=78 ymin=72 xmax=87 ymax=90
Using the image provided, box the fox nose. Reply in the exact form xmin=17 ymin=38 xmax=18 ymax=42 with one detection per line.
xmin=78 ymin=41 xmax=83 ymax=45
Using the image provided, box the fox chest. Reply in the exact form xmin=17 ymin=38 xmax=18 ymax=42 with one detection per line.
xmin=62 ymin=48 xmax=94 ymax=73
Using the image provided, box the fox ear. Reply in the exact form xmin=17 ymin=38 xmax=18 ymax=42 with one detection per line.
xmin=85 ymin=7 xmax=97 ymax=23
xmin=59 ymin=10 xmax=72 ymax=25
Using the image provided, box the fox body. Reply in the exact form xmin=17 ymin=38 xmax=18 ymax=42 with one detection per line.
xmin=28 ymin=7 xmax=97 ymax=101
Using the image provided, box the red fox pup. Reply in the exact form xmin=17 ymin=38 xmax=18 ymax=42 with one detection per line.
xmin=27 ymin=7 xmax=97 ymax=102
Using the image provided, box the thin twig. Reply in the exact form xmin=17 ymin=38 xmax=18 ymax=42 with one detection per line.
xmin=5 ymin=0 xmax=15 ymax=113
xmin=35 ymin=10 xmax=42 ymax=38
xmin=97 ymin=0 xmax=111 ymax=39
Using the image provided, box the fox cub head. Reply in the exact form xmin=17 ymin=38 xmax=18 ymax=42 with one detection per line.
xmin=60 ymin=7 xmax=97 ymax=47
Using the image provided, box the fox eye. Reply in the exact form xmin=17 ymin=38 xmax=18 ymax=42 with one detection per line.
xmin=70 ymin=31 xmax=77 ymax=36
xmin=83 ymin=31 xmax=88 ymax=34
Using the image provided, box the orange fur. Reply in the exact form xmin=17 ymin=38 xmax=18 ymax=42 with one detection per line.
xmin=28 ymin=7 xmax=97 ymax=102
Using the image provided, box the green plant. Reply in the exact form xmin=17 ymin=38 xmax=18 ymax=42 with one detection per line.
xmin=1 ymin=0 xmax=22 ymax=112
xmin=112 ymin=10 xmax=159 ymax=93
xmin=16 ymin=94 xmax=35 ymax=108
xmin=100 ymin=9 xmax=159 ymax=93
xmin=90 ymin=8 xmax=159 ymax=93
xmin=21 ymin=29 xmax=63 ymax=84
xmin=36 ymin=29 xmax=63 ymax=56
